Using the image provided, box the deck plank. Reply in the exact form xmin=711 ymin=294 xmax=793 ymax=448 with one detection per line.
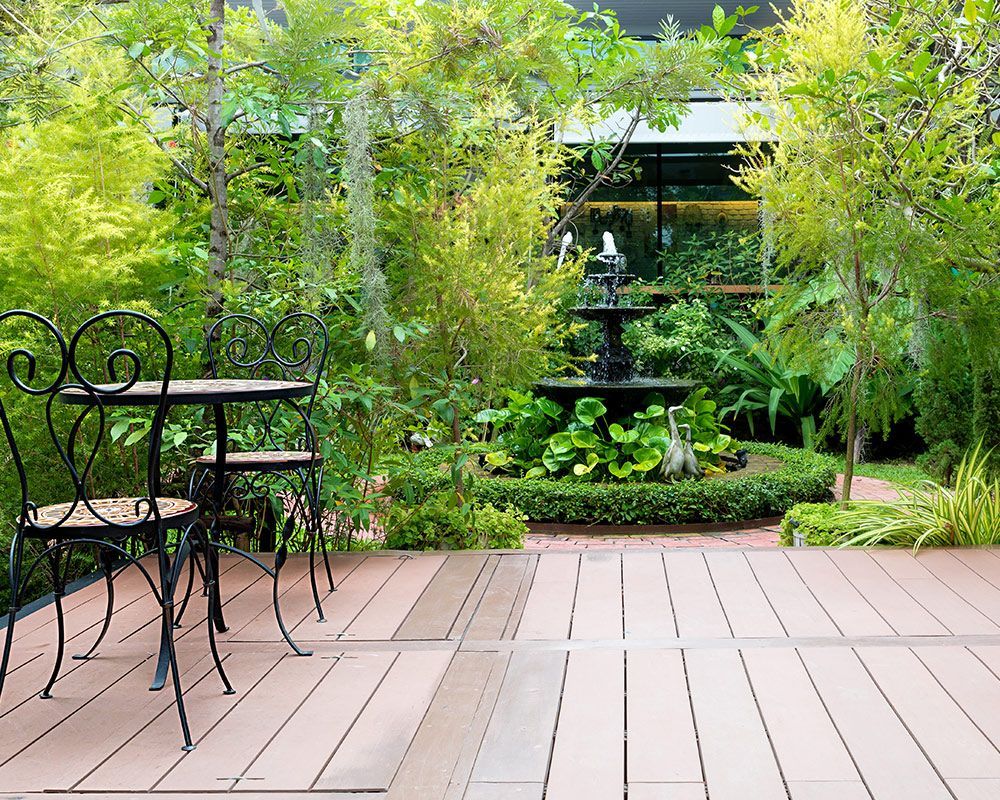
xmin=746 ymin=551 xmax=840 ymax=637
xmin=463 ymin=783 xmax=544 ymax=800
xmin=313 ymin=650 xmax=453 ymax=792
xmin=0 ymin=652 xmax=214 ymax=791
xmin=857 ymin=646 xmax=1000 ymax=778
xmin=234 ymin=651 xmax=396 ymax=791
xmin=787 ymin=551 xmax=894 ymax=636
xmin=449 ymin=554 xmax=500 ymax=639
xmin=920 ymin=646 xmax=1000 ymax=747
xmin=685 ymin=648 xmax=786 ymax=800
xmin=742 ymin=648 xmax=860 ymax=783
xmin=465 ymin=555 xmax=531 ymax=641
xmin=388 ymin=651 xmax=508 ymax=800
xmin=74 ymin=650 xmax=283 ymax=792
xmin=570 ymin=552 xmax=623 ymax=640
xmin=545 ymin=649 xmax=624 ymax=800
xmin=705 ymin=551 xmax=785 ymax=638
xmin=345 ymin=556 xmax=448 ymax=641
xmin=291 ymin=555 xmax=404 ymax=641
xmin=663 ymin=552 xmax=730 ymax=638
xmin=395 ymin=555 xmax=489 ymax=641
xmin=627 ymin=784 xmax=707 ymax=800
xmin=870 ymin=551 xmax=999 ymax=635
xmin=801 ymin=647 xmax=952 ymax=799
xmin=825 ymin=550 xmax=948 ymax=635
xmin=914 ymin=551 xmax=1000 ymax=626
xmin=515 ymin=554 xmax=578 ymax=640
xmin=626 ymin=649 xmax=701 ymax=784
xmin=471 ymin=650 xmax=564 ymax=785
xmin=787 ymin=782 xmax=872 ymax=800
xmin=227 ymin=552 xmax=365 ymax=640
xmin=156 ymin=653 xmax=334 ymax=791
xmin=622 ymin=552 xmax=676 ymax=639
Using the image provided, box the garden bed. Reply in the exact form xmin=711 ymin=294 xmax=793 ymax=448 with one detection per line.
xmin=396 ymin=442 xmax=837 ymax=527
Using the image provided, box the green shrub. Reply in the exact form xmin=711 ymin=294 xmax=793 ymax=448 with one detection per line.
xmin=840 ymin=443 xmax=1000 ymax=550
xmin=779 ymin=502 xmax=854 ymax=547
xmin=382 ymin=491 xmax=526 ymax=550
xmin=393 ymin=442 xmax=836 ymax=525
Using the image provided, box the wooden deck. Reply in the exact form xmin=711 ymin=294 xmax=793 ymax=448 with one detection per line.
xmin=6 ymin=548 xmax=1000 ymax=799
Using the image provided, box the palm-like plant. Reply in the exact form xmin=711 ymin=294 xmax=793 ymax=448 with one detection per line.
xmin=839 ymin=443 xmax=1000 ymax=550
xmin=715 ymin=318 xmax=849 ymax=449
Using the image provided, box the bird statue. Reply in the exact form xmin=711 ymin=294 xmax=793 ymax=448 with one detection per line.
xmin=660 ymin=405 xmax=687 ymax=480
xmin=679 ymin=423 xmax=703 ymax=479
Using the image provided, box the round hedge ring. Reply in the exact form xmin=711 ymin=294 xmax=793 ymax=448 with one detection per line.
xmin=394 ymin=442 xmax=837 ymax=527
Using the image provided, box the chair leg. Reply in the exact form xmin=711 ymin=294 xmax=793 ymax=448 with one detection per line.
xmin=73 ymin=548 xmax=115 ymax=660
xmin=162 ymin=604 xmax=195 ymax=751
xmin=0 ymin=533 xmax=25 ymax=708
xmin=172 ymin=547 xmax=202 ymax=630
xmin=154 ymin=532 xmax=195 ymax=750
xmin=40 ymin=547 xmax=68 ymax=699
xmin=273 ymin=522 xmax=311 ymax=657
xmin=307 ymin=533 xmax=326 ymax=623
xmin=197 ymin=528 xmax=234 ymax=696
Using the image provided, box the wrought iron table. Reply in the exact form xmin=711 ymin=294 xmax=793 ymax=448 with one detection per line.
xmin=60 ymin=378 xmax=314 ymax=689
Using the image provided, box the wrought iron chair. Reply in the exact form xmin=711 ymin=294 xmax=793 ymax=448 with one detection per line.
xmin=187 ymin=312 xmax=333 ymax=622
xmin=0 ymin=310 xmax=230 ymax=751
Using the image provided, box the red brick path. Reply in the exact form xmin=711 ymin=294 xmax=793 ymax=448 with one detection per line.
xmin=524 ymin=473 xmax=900 ymax=551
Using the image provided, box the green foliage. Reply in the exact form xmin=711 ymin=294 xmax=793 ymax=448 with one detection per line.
xmin=913 ymin=321 xmax=975 ymax=483
xmin=396 ymin=442 xmax=836 ymax=525
xmin=0 ymin=82 xmax=170 ymax=316
xmin=715 ymin=318 xmax=849 ymax=448
xmin=658 ymin=228 xmax=765 ymax=290
xmin=382 ymin=491 xmax=526 ymax=551
xmin=624 ymin=300 xmax=724 ymax=381
xmin=732 ymin=0 xmax=1000 ymax=497
xmin=840 ymin=443 xmax=1000 ymax=549
xmin=780 ymin=502 xmax=854 ymax=547
xmin=478 ymin=390 xmax=731 ymax=482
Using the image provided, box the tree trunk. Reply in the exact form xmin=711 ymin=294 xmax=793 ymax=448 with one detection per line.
xmin=841 ymin=359 xmax=863 ymax=505
xmin=205 ymin=0 xmax=227 ymax=321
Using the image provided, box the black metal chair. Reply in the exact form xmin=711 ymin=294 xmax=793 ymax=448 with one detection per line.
xmin=187 ymin=312 xmax=333 ymax=622
xmin=0 ymin=310 xmax=230 ymax=751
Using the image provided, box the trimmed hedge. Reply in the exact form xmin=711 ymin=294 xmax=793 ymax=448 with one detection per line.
xmin=779 ymin=502 xmax=855 ymax=547
xmin=393 ymin=442 xmax=837 ymax=526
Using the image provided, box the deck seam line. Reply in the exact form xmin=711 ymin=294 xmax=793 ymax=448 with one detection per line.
xmin=149 ymin=652 xmax=289 ymax=792
xmin=864 ymin=551 xmax=961 ymax=635
xmin=851 ymin=647 xmax=960 ymax=800
xmin=793 ymin=648 xmax=875 ymax=800
xmin=742 ymin=551 xmax=790 ymax=638
xmin=307 ymin=651 xmax=402 ymax=791
xmin=782 ymin=551 xmax=846 ymax=637
xmin=225 ymin=654 xmax=343 ymax=791
xmin=823 ymin=551 xmax=901 ymax=636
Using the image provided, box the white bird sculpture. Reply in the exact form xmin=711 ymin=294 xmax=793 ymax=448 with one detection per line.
xmin=660 ymin=405 xmax=686 ymax=480
xmin=679 ymin=423 xmax=703 ymax=479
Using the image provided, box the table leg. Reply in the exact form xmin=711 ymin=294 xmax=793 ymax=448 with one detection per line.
xmin=209 ymin=403 xmax=229 ymax=634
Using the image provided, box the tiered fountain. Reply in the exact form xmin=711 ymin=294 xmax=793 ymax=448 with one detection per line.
xmin=536 ymin=231 xmax=696 ymax=415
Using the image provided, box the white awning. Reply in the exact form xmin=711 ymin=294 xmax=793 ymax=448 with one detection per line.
xmin=558 ymin=101 xmax=774 ymax=145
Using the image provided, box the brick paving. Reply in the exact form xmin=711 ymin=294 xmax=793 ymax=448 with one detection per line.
xmin=525 ymin=473 xmax=899 ymax=551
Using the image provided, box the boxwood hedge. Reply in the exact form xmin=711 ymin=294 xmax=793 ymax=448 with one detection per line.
xmin=392 ymin=442 xmax=837 ymax=526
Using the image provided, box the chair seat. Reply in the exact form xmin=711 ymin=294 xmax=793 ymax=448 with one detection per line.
xmin=195 ymin=450 xmax=322 ymax=472
xmin=25 ymin=497 xmax=200 ymax=533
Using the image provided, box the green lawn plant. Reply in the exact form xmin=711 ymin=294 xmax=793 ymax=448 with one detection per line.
xmin=839 ymin=443 xmax=1000 ymax=550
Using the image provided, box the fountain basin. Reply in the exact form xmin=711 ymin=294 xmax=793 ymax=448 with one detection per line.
xmin=571 ymin=305 xmax=656 ymax=321
xmin=535 ymin=376 xmax=697 ymax=418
